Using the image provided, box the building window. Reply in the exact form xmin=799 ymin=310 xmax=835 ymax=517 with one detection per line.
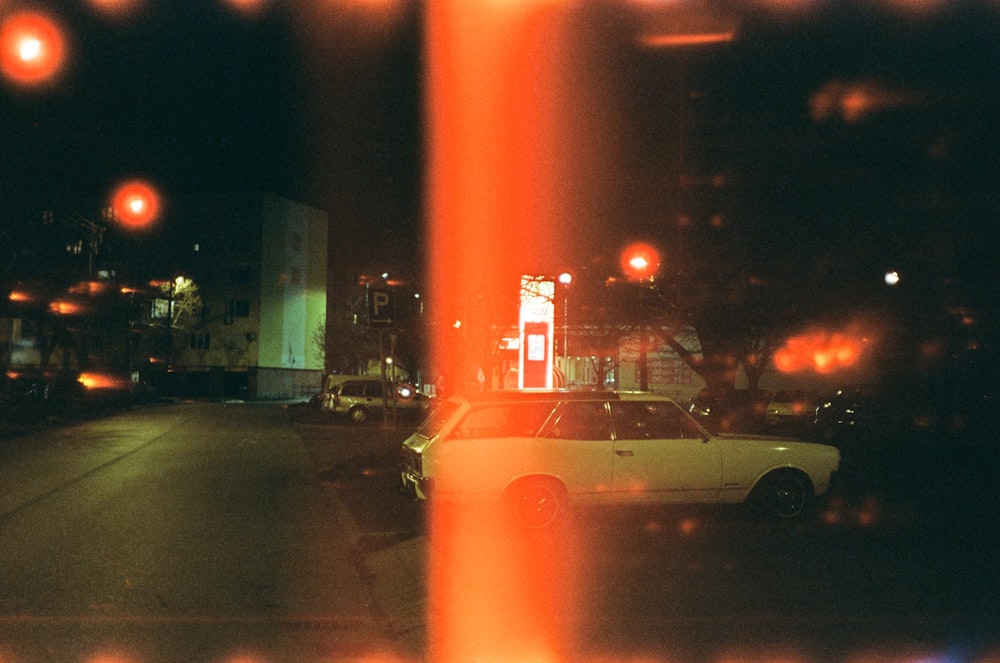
xmin=228 ymin=299 xmax=250 ymax=318
xmin=230 ymin=266 xmax=253 ymax=285
xmin=190 ymin=332 xmax=210 ymax=350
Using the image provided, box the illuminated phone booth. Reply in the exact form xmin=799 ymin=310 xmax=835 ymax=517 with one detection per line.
xmin=518 ymin=276 xmax=554 ymax=389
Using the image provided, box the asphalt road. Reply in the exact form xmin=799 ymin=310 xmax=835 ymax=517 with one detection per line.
xmin=0 ymin=401 xmax=402 ymax=662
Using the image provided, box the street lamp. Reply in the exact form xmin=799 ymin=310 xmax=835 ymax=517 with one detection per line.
xmin=619 ymin=243 xmax=661 ymax=391
xmin=557 ymin=271 xmax=572 ymax=374
xmin=620 ymin=242 xmax=661 ymax=282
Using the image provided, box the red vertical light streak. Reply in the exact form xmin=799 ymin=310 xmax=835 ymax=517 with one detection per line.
xmin=424 ymin=3 xmax=588 ymax=662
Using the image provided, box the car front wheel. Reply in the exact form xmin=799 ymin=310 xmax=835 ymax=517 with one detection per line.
xmin=503 ymin=477 xmax=567 ymax=529
xmin=349 ymin=406 xmax=370 ymax=424
xmin=750 ymin=470 xmax=813 ymax=519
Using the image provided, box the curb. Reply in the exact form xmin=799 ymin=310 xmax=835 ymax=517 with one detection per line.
xmin=324 ymin=482 xmax=427 ymax=660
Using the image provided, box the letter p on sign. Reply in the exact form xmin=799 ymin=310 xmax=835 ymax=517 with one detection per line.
xmin=368 ymin=289 xmax=394 ymax=326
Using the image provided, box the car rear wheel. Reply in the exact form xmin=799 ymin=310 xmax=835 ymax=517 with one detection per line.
xmin=750 ymin=469 xmax=813 ymax=519
xmin=349 ymin=406 xmax=370 ymax=424
xmin=503 ymin=477 xmax=567 ymax=529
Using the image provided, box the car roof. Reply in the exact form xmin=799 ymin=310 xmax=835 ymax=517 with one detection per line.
xmin=452 ymin=390 xmax=677 ymax=405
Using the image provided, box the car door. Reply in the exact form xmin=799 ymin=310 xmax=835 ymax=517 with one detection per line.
xmin=363 ymin=380 xmax=386 ymax=409
xmin=609 ymin=400 xmax=722 ymax=503
xmin=535 ymin=400 xmax=616 ymax=502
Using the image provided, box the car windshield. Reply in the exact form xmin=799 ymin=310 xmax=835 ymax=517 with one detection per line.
xmin=415 ymin=399 xmax=462 ymax=438
xmin=2 ymin=2 xmax=998 ymax=662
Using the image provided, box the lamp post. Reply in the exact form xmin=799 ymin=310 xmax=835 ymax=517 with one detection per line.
xmin=621 ymin=243 xmax=661 ymax=391
xmin=557 ymin=271 xmax=572 ymax=379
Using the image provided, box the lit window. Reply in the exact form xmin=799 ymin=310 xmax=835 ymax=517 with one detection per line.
xmin=151 ymin=298 xmax=170 ymax=319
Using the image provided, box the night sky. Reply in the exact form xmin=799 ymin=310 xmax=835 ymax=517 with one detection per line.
xmin=0 ymin=1 xmax=422 ymax=280
xmin=1 ymin=1 xmax=998 ymax=312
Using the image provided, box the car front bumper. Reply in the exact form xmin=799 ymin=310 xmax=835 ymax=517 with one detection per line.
xmin=400 ymin=469 xmax=433 ymax=500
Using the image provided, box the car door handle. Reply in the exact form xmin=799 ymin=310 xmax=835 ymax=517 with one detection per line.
xmin=615 ymin=450 xmax=634 ymax=457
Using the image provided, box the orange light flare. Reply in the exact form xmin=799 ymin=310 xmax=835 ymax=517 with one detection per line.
xmin=0 ymin=10 xmax=68 ymax=87
xmin=7 ymin=289 xmax=32 ymax=303
xmin=629 ymin=0 xmax=738 ymax=49
xmin=86 ymin=0 xmax=144 ymax=19
xmin=69 ymin=280 xmax=110 ymax=296
xmin=809 ymin=79 xmax=923 ymax=123
xmin=425 ymin=1 xmax=609 ymax=660
xmin=83 ymin=651 xmax=140 ymax=663
xmin=78 ymin=372 xmax=129 ymax=391
xmin=773 ymin=325 xmax=874 ymax=375
xmin=222 ymin=0 xmax=269 ymax=17
xmin=48 ymin=299 xmax=83 ymax=316
xmin=110 ymin=179 xmax=161 ymax=229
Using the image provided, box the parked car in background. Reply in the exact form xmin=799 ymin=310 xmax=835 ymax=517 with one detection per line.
xmin=0 ymin=372 xmax=86 ymax=423
xmin=765 ymin=390 xmax=817 ymax=432
xmin=325 ymin=378 xmax=428 ymax=423
xmin=812 ymin=386 xmax=890 ymax=445
xmin=687 ymin=386 xmax=771 ymax=433
xmin=401 ymin=390 xmax=841 ymax=527
xmin=0 ymin=373 xmax=49 ymax=422
xmin=813 ymin=383 xmax=999 ymax=448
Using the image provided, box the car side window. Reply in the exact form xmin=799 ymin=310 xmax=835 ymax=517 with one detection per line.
xmin=611 ymin=401 xmax=701 ymax=440
xmin=448 ymin=402 xmax=556 ymax=440
xmin=340 ymin=382 xmax=364 ymax=397
xmin=543 ymin=401 xmax=613 ymax=441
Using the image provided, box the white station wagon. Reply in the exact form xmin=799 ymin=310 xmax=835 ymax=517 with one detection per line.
xmin=400 ymin=390 xmax=840 ymax=527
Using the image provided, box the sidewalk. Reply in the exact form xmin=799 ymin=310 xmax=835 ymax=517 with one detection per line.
xmin=324 ymin=481 xmax=428 ymax=661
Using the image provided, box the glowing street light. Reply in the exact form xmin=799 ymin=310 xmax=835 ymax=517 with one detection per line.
xmin=0 ymin=10 xmax=67 ymax=87
xmin=620 ymin=242 xmax=660 ymax=281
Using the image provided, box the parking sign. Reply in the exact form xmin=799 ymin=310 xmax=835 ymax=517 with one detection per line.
xmin=368 ymin=288 xmax=394 ymax=326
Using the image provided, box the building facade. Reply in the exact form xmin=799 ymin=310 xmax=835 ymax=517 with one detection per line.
xmin=162 ymin=194 xmax=327 ymax=400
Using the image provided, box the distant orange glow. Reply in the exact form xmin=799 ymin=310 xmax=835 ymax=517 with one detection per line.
xmin=49 ymin=299 xmax=82 ymax=316
xmin=223 ymin=0 xmax=268 ymax=16
xmin=111 ymin=179 xmax=161 ymax=228
xmin=8 ymin=290 xmax=31 ymax=302
xmin=87 ymin=0 xmax=143 ymax=18
xmin=69 ymin=280 xmax=109 ymax=296
xmin=773 ymin=325 xmax=870 ymax=374
xmin=639 ymin=30 xmax=734 ymax=48
xmin=342 ymin=0 xmax=401 ymax=8
xmin=0 ymin=10 xmax=67 ymax=87
xmin=810 ymin=79 xmax=920 ymax=123
xmin=77 ymin=373 xmax=128 ymax=389
xmin=84 ymin=652 xmax=139 ymax=663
